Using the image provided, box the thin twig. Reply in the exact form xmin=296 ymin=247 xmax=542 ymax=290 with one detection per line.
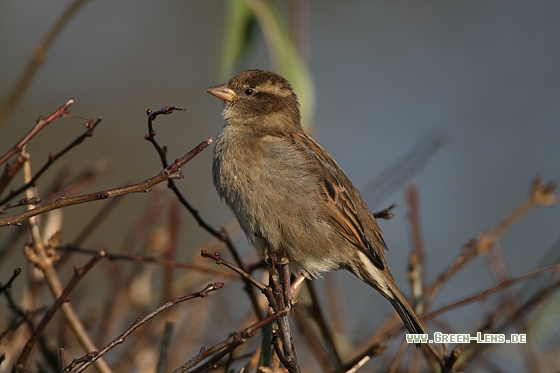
xmin=387 ymin=339 xmax=408 ymax=373
xmin=0 ymin=267 xmax=22 ymax=295
xmin=171 ymin=306 xmax=291 ymax=373
xmin=60 ymin=348 xmax=66 ymax=371
xmin=424 ymin=343 xmax=447 ymax=372
xmin=65 ymin=283 xmax=224 ymax=373
xmin=0 ymin=154 xmax=27 ymax=196
xmin=13 ymin=252 xmax=105 ymax=372
xmin=201 ymin=250 xmax=268 ymax=291
xmin=220 ymin=227 xmax=264 ymax=319
xmin=372 ymin=203 xmax=396 ymax=220
xmin=61 ymin=245 xmax=237 ymax=278
xmin=0 ymin=117 xmax=103 ymax=205
xmin=334 ymin=342 xmax=384 ymax=373
xmin=444 ymin=347 xmax=460 ymax=371
xmin=156 ymin=322 xmax=174 ymax=373
xmin=0 ymin=304 xmax=49 ymax=342
xmin=0 ymin=197 xmax=41 ymax=214
xmin=0 ymin=138 xmax=212 ymax=227
xmin=424 ymin=178 xmax=557 ymax=310
xmin=0 ymin=99 xmax=74 ymax=165
xmin=20 ymin=145 xmax=110 ymax=373
xmin=71 ymin=193 xmax=123 ymax=246
xmin=496 ymin=276 xmax=560 ymax=335
xmin=145 ymin=107 xmax=264 ymax=320
xmin=201 ymin=249 xmax=300 ymax=371
xmin=303 ymin=281 xmax=341 ymax=368
xmin=424 ymin=261 xmax=560 ymax=320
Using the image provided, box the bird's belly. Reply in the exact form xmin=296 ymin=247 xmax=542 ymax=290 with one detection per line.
xmin=226 ymin=170 xmax=346 ymax=275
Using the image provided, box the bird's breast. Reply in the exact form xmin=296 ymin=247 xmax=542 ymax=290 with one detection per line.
xmin=213 ymin=128 xmax=326 ymax=245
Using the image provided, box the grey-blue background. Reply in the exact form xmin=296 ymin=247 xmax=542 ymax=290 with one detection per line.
xmin=1 ymin=1 xmax=559 ymax=370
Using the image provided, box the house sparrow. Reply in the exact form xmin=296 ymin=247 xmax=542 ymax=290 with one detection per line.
xmin=207 ymin=69 xmax=425 ymax=340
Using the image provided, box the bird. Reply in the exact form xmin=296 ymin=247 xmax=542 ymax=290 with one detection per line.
xmin=206 ymin=69 xmax=425 ymax=341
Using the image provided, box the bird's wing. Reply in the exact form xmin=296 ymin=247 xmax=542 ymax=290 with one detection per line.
xmin=291 ymin=132 xmax=385 ymax=270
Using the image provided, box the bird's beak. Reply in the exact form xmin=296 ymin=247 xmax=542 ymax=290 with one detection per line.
xmin=206 ymin=84 xmax=236 ymax=102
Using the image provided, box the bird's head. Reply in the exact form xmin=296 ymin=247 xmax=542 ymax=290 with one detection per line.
xmin=207 ymin=69 xmax=301 ymax=134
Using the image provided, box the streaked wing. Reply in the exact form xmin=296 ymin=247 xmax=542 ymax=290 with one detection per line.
xmin=291 ymin=132 xmax=385 ymax=270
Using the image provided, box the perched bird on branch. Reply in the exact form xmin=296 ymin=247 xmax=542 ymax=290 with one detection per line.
xmin=207 ymin=69 xmax=425 ymax=343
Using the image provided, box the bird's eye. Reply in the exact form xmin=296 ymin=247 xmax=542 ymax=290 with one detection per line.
xmin=244 ymin=88 xmax=254 ymax=96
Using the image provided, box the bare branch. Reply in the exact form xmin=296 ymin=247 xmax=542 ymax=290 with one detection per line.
xmin=0 ymin=197 xmax=41 ymax=214
xmin=0 ymin=154 xmax=27 ymax=196
xmin=156 ymin=322 xmax=174 ymax=373
xmin=334 ymin=342 xmax=384 ymax=373
xmin=65 ymin=282 xmax=224 ymax=373
xmin=0 ymin=267 xmax=22 ymax=295
xmin=0 ymin=138 xmax=212 ymax=227
xmin=13 ymin=252 xmax=105 ymax=372
xmin=0 ymin=117 xmax=103 ymax=205
xmin=60 ymin=245 xmax=237 ymax=278
xmin=0 ymin=99 xmax=74 ymax=165
xmin=372 ymin=203 xmax=396 ymax=220
xmin=171 ymin=306 xmax=291 ymax=373
xmin=424 ymin=261 xmax=560 ymax=319
xmin=424 ymin=178 xmax=558 ymax=310
xmin=201 ymin=250 xmax=268 ymax=291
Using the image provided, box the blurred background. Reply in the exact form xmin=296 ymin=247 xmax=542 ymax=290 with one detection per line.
xmin=1 ymin=1 xmax=559 ymax=372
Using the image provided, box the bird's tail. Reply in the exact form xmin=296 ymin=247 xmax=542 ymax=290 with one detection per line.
xmin=387 ymin=288 xmax=425 ymax=337
xmin=383 ymin=287 xmax=425 ymax=349
xmin=352 ymin=252 xmax=425 ymax=346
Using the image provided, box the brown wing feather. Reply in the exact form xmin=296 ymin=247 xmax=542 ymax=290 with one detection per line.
xmin=292 ymin=132 xmax=385 ymax=270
